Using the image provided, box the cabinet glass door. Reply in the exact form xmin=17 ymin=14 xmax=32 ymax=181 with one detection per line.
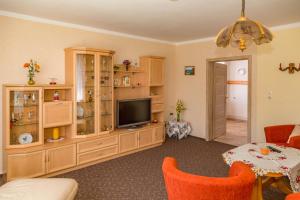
xmin=76 ymin=54 xmax=96 ymax=136
xmin=99 ymin=55 xmax=113 ymax=133
xmin=8 ymin=88 xmax=42 ymax=147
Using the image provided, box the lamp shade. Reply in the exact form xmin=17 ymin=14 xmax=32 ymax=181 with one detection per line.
xmin=215 ymin=0 xmax=273 ymax=51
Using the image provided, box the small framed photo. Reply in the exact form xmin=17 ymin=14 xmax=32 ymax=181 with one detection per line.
xmin=184 ymin=66 xmax=195 ymax=75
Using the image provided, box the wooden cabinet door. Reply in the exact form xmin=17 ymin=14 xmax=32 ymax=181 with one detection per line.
xmin=153 ymin=126 xmax=165 ymax=143
xmin=139 ymin=129 xmax=153 ymax=148
xmin=7 ymin=150 xmax=45 ymax=180
xmin=119 ymin=131 xmax=138 ymax=153
xmin=212 ymin=63 xmax=227 ymax=139
xmin=150 ymin=58 xmax=164 ymax=86
xmin=5 ymin=87 xmax=43 ymax=149
xmin=46 ymin=144 xmax=76 ymax=173
xmin=43 ymin=101 xmax=73 ymax=128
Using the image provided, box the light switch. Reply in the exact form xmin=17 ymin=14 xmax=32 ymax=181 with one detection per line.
xmin=267 ymin=91 xmax=272 ymax=99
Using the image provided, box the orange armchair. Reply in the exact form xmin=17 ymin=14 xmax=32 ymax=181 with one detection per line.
xmin=264 ymin=125 xmax=300 ymax=149
xmin=286 ymin=193 xmax=300 ymax=200
xmin=162 ymin=157 xmax=256 ymax=200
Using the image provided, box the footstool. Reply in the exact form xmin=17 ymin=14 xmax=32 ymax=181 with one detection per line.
xmin=0 ymin=178 xmax=78 ymax=200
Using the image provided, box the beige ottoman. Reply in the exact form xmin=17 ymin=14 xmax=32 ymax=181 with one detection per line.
xmin=0 ymin=178 xmax=78 ymax=200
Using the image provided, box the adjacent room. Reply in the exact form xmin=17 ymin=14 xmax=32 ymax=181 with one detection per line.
xmin=214 ymin=59 xmax=249 ymax=146
xmin=0 ymin=0 xmax=300 ymax=200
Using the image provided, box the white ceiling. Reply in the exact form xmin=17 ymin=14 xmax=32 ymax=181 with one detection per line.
xmin=0 ymin=0 xmax=300 ymax=42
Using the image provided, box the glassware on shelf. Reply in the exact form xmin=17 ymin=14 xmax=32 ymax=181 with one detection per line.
xmin=99 ymin=55 xmax=113 ymax=133
xmin=9 ymin=90 xmax=40 ymax=146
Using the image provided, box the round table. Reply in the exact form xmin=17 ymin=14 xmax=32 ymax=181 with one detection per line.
xmin=223 ymin=143 xmax=300 ymax=200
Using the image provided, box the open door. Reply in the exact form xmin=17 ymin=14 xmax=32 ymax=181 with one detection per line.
xmin=212 ymin=62 xmax=227 ymax=139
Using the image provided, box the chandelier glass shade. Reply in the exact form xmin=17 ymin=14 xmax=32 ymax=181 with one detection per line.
xmin=215 ymin=0 xmax=273 ymax=51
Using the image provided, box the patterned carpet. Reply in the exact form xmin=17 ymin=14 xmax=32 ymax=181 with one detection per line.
xmin=57 ymin=136 xmax=286 ymax=200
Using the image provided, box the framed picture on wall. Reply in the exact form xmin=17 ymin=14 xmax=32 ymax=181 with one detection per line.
xmin=184 ymin=66 xmax=195 ymax=75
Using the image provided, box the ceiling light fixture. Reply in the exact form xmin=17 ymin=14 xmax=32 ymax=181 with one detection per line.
xmin=215 ymin=0 xmax=273 ymax=51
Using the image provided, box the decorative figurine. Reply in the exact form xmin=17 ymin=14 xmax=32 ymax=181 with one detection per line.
xmin=24 ymin=94 xmax=29 ymax=105
xmin=32 ymin=93 xmax=36 ymax=103
xmin=88 ymin=90 xmax=93 ymax=102
xmin=123 ymin=76 xmax=130 ymax=87
xmin=123 ymin=60 xmax=131 ymax=71
xmin=28 ymin=111 xmax=33 ymax=120
xmin=53 ymin=90 xmax=60 ymax=101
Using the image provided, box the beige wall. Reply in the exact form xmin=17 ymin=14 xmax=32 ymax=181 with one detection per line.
xmin=172 ymin=27 xmax=300 ymax=142
xmin=0 ymin=16 xmax=175 ymax=173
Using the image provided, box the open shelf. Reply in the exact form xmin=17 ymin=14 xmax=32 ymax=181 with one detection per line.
xmin=114 ymin=69 xmax=145 ymax=73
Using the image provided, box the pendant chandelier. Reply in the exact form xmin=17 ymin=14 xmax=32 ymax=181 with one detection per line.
xmin=215 ymin=0 xmax=273 ymax=51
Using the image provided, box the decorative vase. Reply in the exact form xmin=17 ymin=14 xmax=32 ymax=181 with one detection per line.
xmin=176 ymin=112 xmax=181 ymax=122
xmin=27 ymin=75 xmax=35 ymax=85
xmin=52 ymin=128 xmax=60 ymax=140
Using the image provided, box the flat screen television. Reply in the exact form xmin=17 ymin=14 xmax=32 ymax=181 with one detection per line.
xmin=116 ymin=98 xmax=151 ymax=128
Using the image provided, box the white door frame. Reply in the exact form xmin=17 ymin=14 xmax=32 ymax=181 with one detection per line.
xmin=206 ymin=55 xmax=252 ymax=142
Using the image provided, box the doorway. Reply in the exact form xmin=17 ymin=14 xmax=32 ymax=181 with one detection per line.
xmin=206 ymin=56 xmax=251 ymax=146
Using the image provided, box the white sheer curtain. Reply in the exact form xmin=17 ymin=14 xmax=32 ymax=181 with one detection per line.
xmin=76 ymin=54 xmax=85 ymax=102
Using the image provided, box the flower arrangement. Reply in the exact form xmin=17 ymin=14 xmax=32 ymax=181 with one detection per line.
xmin=23 ymin=59 xmax=40 ymax=85
xmin=176 ymin=100 xmax=186 ymax=122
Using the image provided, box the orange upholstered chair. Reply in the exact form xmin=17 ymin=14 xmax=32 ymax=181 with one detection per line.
xmin=286 ymin=193 xmax=300 ymax=200
xmin=162 ymin=157 xmax=256 ymax=200
xmin=264 ymin=125 xmax=300 ymax=149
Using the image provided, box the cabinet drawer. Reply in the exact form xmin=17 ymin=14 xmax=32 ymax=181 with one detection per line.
xmin=151 ymin=95 xmax=164 ymax=104
xmin=43 ymin=101 xmax=72 ymax=128
xmin=77 ymin=145 xmax=118 ymax=165
xmin=7 ymin=151 xmax=46 ymax=181
xmin=152 ymin=103 xmax=164 ymax=112
xmin=77 ymin=135 xmax=118 ymax=154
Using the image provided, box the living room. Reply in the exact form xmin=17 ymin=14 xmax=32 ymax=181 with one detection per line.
xmin=0 ymin=0 xmax=300 ymax=200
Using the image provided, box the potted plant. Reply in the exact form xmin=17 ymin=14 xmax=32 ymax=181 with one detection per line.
xmin=176 ymin=100 xmax=186 ymax=122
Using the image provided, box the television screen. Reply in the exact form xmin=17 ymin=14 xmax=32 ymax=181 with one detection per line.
xmin=117 ymin=98 xmax=151 ymax=128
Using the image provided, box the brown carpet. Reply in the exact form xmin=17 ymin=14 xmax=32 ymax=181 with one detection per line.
xmin=56 ymin=136 xmax=286 ymax=200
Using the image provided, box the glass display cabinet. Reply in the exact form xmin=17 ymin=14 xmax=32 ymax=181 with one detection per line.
xmin=75 ymin=54 xmax=96 ymax=136
xmin=5 ymin=87 xmax=43 ymax=148
xmin=99 ymin=55 xmax=113 ymax=132
xmin=65 ymin=48 xmax=115 ymax=138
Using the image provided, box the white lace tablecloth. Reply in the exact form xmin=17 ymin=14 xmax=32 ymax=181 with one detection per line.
xmin=166 ymin=120 xmax=192 ymax=140
xmin=223 ymin=143 xmax=300 ymax=192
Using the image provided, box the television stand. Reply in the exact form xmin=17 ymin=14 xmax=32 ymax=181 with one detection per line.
xmin=127 ymin=124 xmax=147 ymax=131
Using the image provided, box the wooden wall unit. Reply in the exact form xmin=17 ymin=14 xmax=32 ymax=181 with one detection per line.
xmin=3 ymin=49 xmax=166 ymax=181
xmin=65 ymin=47 xmax=115 ymax=138
xmin=140 ymin=56 xmax=165 ymax=123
